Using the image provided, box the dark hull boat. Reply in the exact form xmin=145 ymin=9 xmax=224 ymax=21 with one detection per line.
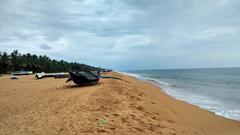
xmin=66 ymin=71 xmax=100 ymax=86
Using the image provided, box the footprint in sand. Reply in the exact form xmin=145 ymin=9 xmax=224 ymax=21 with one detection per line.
xmin=136 ymin=106 xmax=144 ymax=111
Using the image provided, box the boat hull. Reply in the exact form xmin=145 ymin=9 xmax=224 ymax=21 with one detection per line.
xmin=68 ymin=72 xmax=100 ymax=86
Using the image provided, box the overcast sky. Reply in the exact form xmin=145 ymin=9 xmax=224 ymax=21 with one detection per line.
xmin=1 ymin=0 xmax=240 ymax=70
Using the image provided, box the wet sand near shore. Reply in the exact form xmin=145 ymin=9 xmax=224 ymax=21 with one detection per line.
xmin=0 ymin=72 xmax=240 ymax=135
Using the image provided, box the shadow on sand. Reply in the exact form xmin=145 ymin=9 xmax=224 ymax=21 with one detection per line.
xmin=63 ymin=83 xmax=101 ymax=89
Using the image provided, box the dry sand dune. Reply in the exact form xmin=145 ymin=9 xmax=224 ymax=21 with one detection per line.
xmin=0 ymin=72 xmax=240 ymax=135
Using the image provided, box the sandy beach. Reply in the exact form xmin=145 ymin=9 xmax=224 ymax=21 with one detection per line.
xmin=0 ymin=72 xmax=240 ymax=135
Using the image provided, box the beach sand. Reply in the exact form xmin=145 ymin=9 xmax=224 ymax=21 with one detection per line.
xmin=0 ymin=72 xmax=240 ymax=135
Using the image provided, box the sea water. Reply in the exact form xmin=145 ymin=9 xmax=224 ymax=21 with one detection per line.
xmin=123 ymin=68 xmax=240 ymax=121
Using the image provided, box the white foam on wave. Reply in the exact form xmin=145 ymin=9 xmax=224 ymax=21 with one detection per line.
xmin=120 ymin=72 xmax=174 ymax=87
xmin=142 ymin=77 xmax=173 ymax=86
xmin=198 ymin=103 xmax=240 ymax=121
xmin=117 ymin=71 xmax=142 ymax=78
xmin=160 ymin=84 xmax=240 ymax=121
xmin=121 ymin=72 xmax=240 ymax=121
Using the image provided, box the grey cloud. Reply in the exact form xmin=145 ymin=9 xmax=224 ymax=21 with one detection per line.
xmin=0 ymin=0 xmax=240 ymax=70
xmin=39 ymin=44 xmax=51 ymax=50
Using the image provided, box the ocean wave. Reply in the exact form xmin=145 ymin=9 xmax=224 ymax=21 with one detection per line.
xmin=119 ymin=72 xmax=174 ymax=87
xmin=161 ymin=85 xmax=240 ymax=121
xmin=117 ymin=71 xmax=142 ymax=78
xmin=143 ymin=77 xmax=175 ymax=87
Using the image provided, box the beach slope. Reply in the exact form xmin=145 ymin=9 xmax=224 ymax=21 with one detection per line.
xmin=0 ymin=72 xmax=239 ymax=135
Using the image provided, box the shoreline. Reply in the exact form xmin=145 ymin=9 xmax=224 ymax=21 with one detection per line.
xmin=118 ymin=72 xmax=240 ymax=134
xmin=120 ymin=71 xmax=240 ymax=122
xmin=0 ymin=72 xmax=240 ymax=134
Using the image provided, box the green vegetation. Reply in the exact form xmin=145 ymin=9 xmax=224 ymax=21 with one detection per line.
xmin=0 ymin=50 xmax=100 ymax=74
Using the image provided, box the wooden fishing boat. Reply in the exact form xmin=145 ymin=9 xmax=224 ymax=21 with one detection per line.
xmin=66 ymin=71 xmax=100 ymax=85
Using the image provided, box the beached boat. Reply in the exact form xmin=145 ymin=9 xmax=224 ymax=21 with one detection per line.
xmin=12 ymin=71 xmax=33 ymax=75
xmin=66 ymin=71 xmax=100 ymax=85
xmin=35 ymin=72 xmax=69 ymax=79
xmin=66 ymin=71 xmax=121 ymax=86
